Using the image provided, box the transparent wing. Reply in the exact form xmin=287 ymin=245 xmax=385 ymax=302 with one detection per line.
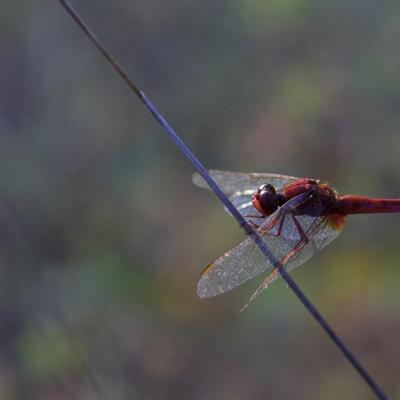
xmin=192 ymin=170 xmax=300 ymax=195
xmin=193 ymin=170 xmax=300 ymax=223
xmin=197 ymin=192 xmax=345 ymax=298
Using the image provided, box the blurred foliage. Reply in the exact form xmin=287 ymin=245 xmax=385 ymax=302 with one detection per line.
xmin=1 ymin=0 xmax=400 ymax=399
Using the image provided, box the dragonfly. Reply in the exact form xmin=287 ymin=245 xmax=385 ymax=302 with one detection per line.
xmin=193 ymin=170 xmax=400 ymax=309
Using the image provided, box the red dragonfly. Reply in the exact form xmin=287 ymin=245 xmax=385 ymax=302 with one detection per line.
xmin=193 ymin=170 xmax=400 ymax=308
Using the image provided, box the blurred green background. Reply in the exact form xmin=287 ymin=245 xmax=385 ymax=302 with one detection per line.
xmin=1 ymin=0 xmax=400 ymax=399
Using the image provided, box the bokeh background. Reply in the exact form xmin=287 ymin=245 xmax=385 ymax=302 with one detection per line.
xmin=1 ymin=1 xmax=400 ymax=399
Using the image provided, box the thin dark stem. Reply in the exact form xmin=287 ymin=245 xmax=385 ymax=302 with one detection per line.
xmin=56 ymin=1 xmax=389 ymax=399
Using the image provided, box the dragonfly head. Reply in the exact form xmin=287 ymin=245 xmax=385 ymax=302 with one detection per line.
xmin=252 ymin=184 xmax=284 ymax=215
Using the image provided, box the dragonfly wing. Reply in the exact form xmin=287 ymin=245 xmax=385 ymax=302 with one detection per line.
xmin=192 ymin=170 xmax=300 ymax=195
xmin=197 ymin=192 xmax=344 ymax=298
xmin=193 ymin=170 xmax=300 ymax=222
xmin=239 ymin=209 xmax=345 ymax=310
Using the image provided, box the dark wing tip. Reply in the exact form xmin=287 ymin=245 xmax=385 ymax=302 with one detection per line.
xmin=196 ymin=263 xmax=216 ymax=298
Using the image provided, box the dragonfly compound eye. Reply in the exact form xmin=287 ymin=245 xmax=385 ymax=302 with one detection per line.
xmin=253 ymin=184 xmax=280 ymax=215
xmin=258 ymin=183 xmax=276 ymax=194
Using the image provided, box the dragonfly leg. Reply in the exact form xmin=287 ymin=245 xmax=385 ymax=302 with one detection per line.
xmin=279 ymin=215 xmax=310 ymax=265
xmin=291 ymin=214 xmax=309 ymax=245
xmin=242 ymin=214 xmax=266 ymax=230
xmin=259 ymin=190 xmax=316 ymax=237
xmin=259 ymin=208 xmax=287 ymax=237
xmin=248 ymin=220 xmax=260 ymax=229
xmin=243 ymin=214 xmax=265 ymax=219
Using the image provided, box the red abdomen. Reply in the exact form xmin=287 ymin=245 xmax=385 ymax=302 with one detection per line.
xmin=337 ymin=195 xmax=400 ymax=215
